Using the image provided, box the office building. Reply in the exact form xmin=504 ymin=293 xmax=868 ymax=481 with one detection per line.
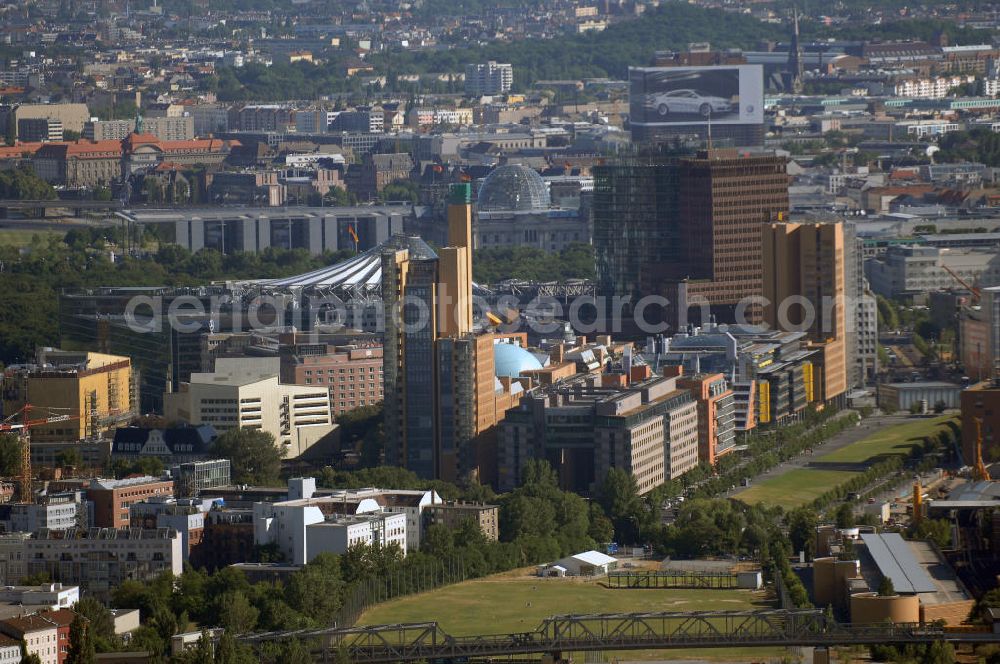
xmin=960 ymin=286 xmax=1000 ymax=380
xmin=498 ymin=373 xmax=698 ymax=495
xmin=10 ymin=103 xmax=89 ymax=138
xmin=594 ymin=149 xmax=788 ymax=331
xmin=762 ymin=221 xmax=848 ymax=403
xmin=164 ymin=358 xmax=334 ymax=459
xmin=1 ymin=349 xmax=136 ymax=443
xmin=118 ymin=205 xmax=408 ymax=256
xmin=87 ymin=476 xmax=175 ymax=529
xmin=279 ymin=342 xmax=384 ymax=416
xmin=423 ymin=501 xmax=499 ymax=541
xmin=464 ymin=62 xmax=513 ymax=96
xmin=17 ymin=118 xmax=62 ymax=142
xmin=207 ymin=171 xmax=286 ymax=206
xmin=676 ymin=371 xmax=736 ymax=465
xmin=329 ymin=107 xmax=384 ymax=133
xmin=628 ymin=64 xmax=765 ymax=147
xmin=645 ymin=325 xmax=821 ymax=427
xmin=383 ymin=184 xmax=521 ymax=483
xmin=866 ymin=245 xmax=1000 ymax=302
xmin=23 ymin=528 xmax=183 ymax=595
xmin=961 ymin=377 xmax=1000 ymax=465
xmin=170 ymin=459 xmax=232 ymax=497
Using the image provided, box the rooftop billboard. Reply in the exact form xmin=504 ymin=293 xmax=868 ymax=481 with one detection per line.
xmin=629 ymin=65 xmax=764 ymax=127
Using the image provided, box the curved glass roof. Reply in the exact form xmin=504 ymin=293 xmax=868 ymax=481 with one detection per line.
xmin=477 ymin=164 xmax=550 ymax=212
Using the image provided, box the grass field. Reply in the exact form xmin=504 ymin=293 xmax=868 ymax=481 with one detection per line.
xmin=358 ymin=574 xmax=787 ymax=661
xmin=0 ymin=228 xmax=63 ymax=247
xmin=733 ymin=469 xmax=857 ymax=507
xmin=737 ymin=415 xmax=957 ymax=508
xmin=817 ymin=415 xmax=955 ymax=464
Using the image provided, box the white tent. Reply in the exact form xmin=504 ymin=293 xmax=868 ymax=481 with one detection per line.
xmin=555 ymin=550 xmax=618 ymax=576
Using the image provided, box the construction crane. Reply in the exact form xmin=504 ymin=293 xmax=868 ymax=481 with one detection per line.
xmin=973 ymin=417 xmax=991 ymax=483
xmin=942 ymin=265 xmax=981 ymax=304
xmin=0 ymin=404 xmax=79 ymax=503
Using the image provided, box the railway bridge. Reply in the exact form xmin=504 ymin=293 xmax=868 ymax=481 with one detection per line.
xmin=240 ymin=609 xmax=999 ymax=663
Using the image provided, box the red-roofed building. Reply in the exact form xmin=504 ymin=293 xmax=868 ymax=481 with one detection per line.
xmin=124 ymin=134 xmax=232 ymax=174
xmin=39 ymin=609 xmax=75 ymax=664
xmin=33 ymin=140 xmax=123 ymax=188
xmin=0 ymin=613 xmax=58 ymax=664
xmin=0 ymin=142 xmax=46 ymax=164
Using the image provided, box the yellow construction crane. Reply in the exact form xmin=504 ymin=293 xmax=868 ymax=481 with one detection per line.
xmin=974 ymin=417 xmax=991 ymax=482
xmin=0 ymin=404 xmax=79 ymax=503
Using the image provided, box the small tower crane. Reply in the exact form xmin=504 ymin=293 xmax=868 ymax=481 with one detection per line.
xmin=0 ymin=404 xmax=79 ymax=503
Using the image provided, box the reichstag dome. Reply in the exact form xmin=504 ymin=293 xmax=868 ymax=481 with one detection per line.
xmin=476 ymin=164 xmax=551 ymax=212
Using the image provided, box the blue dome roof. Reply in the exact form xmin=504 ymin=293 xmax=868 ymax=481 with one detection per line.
xmin=494 ymin=343 xmax=543 ymax=378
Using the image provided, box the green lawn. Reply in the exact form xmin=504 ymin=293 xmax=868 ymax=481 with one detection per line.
xmin=0 ymin=228 xmax=63 ymax=247
xmin=358 ymin=575 xmax=787 ymax=661
xmin=818 ymin=415 xmax=955 ymax=464
xmin=359 ymin=576 xmax=773 ymax=635
xmin=737 ymin=415 xmax=957 ymax=508
xmin=736 ymin=469 xmax=857 ymax=507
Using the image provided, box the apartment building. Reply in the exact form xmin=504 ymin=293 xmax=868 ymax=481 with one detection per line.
xmin=465 ymin=62 xmax=513 ymax=96
xmin=24 ymin=528 xmax=183 ymax=595
xmin=0 ymin=614 xmax=58 ymax=664
xmin=423 ymin=501 xmax=499 ymax=541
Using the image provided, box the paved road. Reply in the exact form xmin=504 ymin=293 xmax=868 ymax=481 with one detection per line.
xmin=730 ymin=414 xmax=912 ymax=499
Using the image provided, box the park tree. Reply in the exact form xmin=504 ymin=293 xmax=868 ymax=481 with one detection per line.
xmin=218 ymin=591 xmax=259 ymax=635
xmin=786 ymin=507 xmax=819 ymax=558
xmin=283 ymin=553 xmax=344 ymax=626
xmin=0 ymin=433 xmax=22 ymax=476
xmin=215 ymin=631 xmax=256 ymax=664
xmin=0 ymin=167 xmax=56 ymax=200
xmin=73 ymin=597 xmax=117 ymax=652
xmin=878 ymin=576 xmax=896 ymax=596
xmin=835 ymin=503 xmax=856 ymax=529
xmin=212 ymin=429 xmax=284 ymax=485
xmin=598 ymin=468 xmax=644 ymax=542
xmin=66 ymin=614 xmax=96 ymax=664
xmin=55 ymin=447 xmax=83 ymax=470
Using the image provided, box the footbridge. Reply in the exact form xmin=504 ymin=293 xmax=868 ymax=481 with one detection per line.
xmin=241 ymin=609 xmax=999 ymax=662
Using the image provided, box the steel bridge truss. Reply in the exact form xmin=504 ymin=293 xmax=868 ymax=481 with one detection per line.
xmin=241 ymin=609 xmax=996 ymax=663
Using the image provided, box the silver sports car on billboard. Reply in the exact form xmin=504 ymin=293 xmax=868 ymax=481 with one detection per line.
xmin=645 ymin=89 xmax=733 ymax=117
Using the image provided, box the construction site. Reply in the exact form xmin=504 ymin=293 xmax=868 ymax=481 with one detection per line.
xmin=0 ymin=347 xmax=137 ymax=500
